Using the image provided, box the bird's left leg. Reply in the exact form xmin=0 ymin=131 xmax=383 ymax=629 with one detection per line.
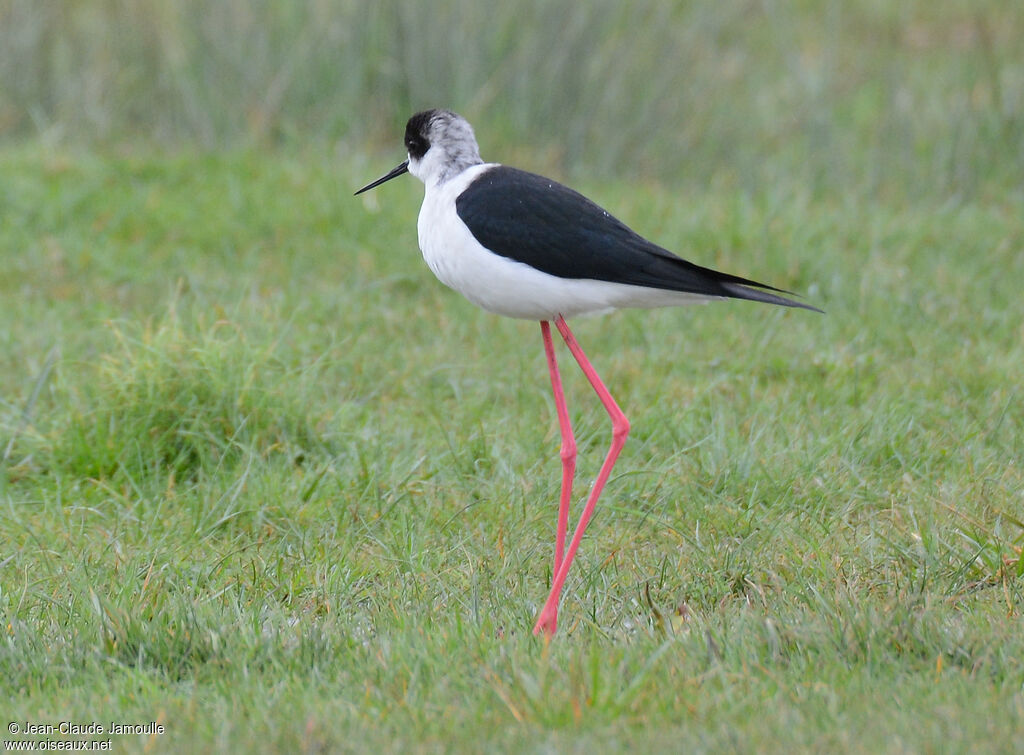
xmin=533 ymin=316 xmax=630 ymax=636
xmin=536 ymin=320 xmax=577 ymax=636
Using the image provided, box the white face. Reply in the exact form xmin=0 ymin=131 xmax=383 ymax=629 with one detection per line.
xmin=407 ymin=144 xmax=443 ymax=184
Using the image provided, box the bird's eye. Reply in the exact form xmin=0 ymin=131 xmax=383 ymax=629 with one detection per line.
xmin=405 ymin=136 xmax=429 ymax=160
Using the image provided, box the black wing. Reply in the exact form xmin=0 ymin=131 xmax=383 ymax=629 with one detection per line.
xmin=455 ymin=166 xmax=819 ymax=311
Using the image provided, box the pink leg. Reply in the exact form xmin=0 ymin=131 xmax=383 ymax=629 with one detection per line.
xmin=533 ymin=316 xmax=630 ymax=636
xmin=537 ymin=320 xmax=578 ymax=636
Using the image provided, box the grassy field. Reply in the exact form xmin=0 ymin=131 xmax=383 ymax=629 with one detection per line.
xmin=2 ymin=1 xmax=1024 ymax=752
xmin=1 ymin=143 xmax=1021 ymax=752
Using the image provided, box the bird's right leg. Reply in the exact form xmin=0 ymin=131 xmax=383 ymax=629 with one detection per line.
xmin=538 ymin=319 xmax=577 ymax=636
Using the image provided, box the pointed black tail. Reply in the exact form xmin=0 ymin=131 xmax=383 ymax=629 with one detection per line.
xmin=719 ymin=281 xmax=823 ymax=312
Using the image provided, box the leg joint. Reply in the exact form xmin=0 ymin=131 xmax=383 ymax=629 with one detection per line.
xmin=560 ymin=439 xmax=577 ymax=462
xmin=612 ymin=414 xmax=631 ymax=442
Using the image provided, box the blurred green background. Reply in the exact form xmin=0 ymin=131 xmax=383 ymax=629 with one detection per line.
xmin=3 ymin=0 xmax=1021 ymax=197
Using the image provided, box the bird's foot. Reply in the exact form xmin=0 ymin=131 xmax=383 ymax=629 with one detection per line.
xmin=532 ymin=607 xmax=558 ymax=636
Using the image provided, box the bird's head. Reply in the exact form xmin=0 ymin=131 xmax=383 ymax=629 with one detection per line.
xmin=355 ymin=109 xmax=483 ymax=195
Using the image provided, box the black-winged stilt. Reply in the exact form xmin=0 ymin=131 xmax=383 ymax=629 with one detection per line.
xmin=356 ymin=109 xmax=819 ymax=636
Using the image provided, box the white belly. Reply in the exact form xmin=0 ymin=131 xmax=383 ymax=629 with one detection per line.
xmin=416 ymin=164 xmax=714 ymax=321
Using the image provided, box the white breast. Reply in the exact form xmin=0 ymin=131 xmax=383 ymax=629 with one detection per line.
xmin=416 ymin=164 xmax=713 ymax=320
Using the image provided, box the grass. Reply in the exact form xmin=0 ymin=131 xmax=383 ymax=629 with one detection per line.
xmin=1 ymin=143 xmax=1022 ymax=752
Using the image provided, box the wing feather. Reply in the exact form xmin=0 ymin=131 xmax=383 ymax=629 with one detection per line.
xmin=455 ymin=166 xmax=819 ymax=311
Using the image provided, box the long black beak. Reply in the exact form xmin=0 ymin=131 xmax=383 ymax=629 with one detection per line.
xmin=354 ymin=160 xmax=409 ymax=195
